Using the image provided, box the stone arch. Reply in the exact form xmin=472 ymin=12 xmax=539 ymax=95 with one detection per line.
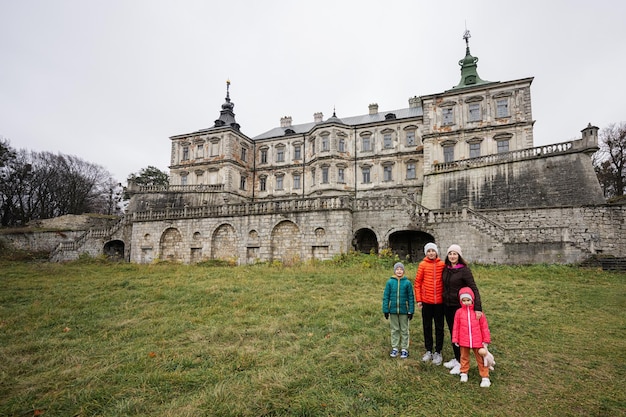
xmin=389 ymin=230 xmax=436 ymax=263
xmin=160 ymin=228 xmax=184 ymax=261
xmin=270 ymin=220 xmax=301 ymax=264
xmin=103 ymin=240 xmax=125 ymax=260
xmin=211 ymin=223 xmax=238 ymax=261
xmin=353 ymin=228 xmax=379 ymax=255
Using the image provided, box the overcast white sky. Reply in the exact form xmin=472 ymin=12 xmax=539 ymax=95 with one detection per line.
xmin=1 ymin=0 xmax=624 ymax=183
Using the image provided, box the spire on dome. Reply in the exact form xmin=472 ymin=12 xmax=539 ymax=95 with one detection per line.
xmin=452 ymin=29 xmax=491 ymax=89
xmin=214 ymin=79 xmax=240 ymax=130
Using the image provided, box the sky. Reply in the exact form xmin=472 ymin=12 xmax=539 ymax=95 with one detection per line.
xmin=1 ymin=0 xmax=624 ymax=183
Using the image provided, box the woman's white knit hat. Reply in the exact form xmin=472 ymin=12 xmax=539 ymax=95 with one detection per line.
xmin=447 ymin=244 xmax=463 ymax=257
xmin=424 ymin=242 xmax=439 ymax=256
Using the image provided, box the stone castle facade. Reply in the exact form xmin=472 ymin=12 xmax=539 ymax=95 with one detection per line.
xmin=48 ymin=35 xmax=625 ymax=265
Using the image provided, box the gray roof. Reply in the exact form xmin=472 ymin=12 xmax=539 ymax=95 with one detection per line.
xmin=253 ymin=106 xmax=423 ymax=140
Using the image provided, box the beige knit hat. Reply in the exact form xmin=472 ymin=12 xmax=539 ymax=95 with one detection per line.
xmin=447 ymin=244 xmax=462 ymax=257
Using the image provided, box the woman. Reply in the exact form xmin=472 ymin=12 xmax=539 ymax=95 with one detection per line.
xmin=441 ymin=244 xmax=483 ymax=375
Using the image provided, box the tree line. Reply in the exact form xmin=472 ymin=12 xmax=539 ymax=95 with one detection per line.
xmin=593 ymin=122 xmax=626 ymax=201
xmin=0 ymin=138 xmax=123 ymax=226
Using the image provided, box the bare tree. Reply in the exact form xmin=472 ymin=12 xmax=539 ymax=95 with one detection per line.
xmin=594 ymin=122 xmax=626 ymax=199
xmin=0 ymin=147 xmax=119 ymax=226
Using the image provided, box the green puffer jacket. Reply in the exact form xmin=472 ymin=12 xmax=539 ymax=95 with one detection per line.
xmin=382 ymin=276 xmax=415 ymax=315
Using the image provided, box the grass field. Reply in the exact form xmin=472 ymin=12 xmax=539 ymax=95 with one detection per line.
xmin=1 ymin=255 xmax=625 ymax=417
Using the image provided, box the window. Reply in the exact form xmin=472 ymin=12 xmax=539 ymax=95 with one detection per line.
xmin=383 ymin=133 xmax=392 ymax=149
xmin=240 ymin=175 xmax=246 ymax=190
xmin=294 ymin=145 xmax=301 ymax=160
xmin=496 ymin=99 xmax=509 ymax=118
xmin=310 ymin=168 xmax=315 ymax=185
xmin=260 ymin=176 xmax=267 ymax=191
xmin=182 ymin=146 xmax=189 ymax=161
xmin=181 ymin=175 xmax=188 ymax=186
xmin=321 ymin=135 xmax=329 ymax=151
xmin=362 ymin=136 xmax=371 ymax=152
xmin=260 ymin=149 xmax=268 ymax=164
xmin=470 ymin=142 xmax=481 ymax=158
xmin=362 ymin=167 xmax=371 ymax=184
xmin=338 ymin=137 xmax=345 ymax=152
xmin=444 ymin=146 xmax=454 ymax=163
xmin=497 ymin=140 xmax=509 ymax=153
xmin=443 ymin=107 xmax=454 ymax=125
xmin=196 ymin=144 xmax=204 ymax=159
xmin=310 ymin=139 xmax=316 ymax=155
xmin=406 ymin=131 xmax=416 ymax=146
xmin=338 ymin=167 xmax=345 ymax=183
xmin=276 ymin=175 xmax=284 ymax=190
xmin=322 ymin=167 xmax=329 ymax=184
xmin=277 ymin=147 xmax=285 ymax=162
xmin=407 ymin=163 xmax=416 ymax=179
xmin=469 ymin=103 xmax=481 ymax=122
xmin=210 ymin=141 xmax=219 ymax=156
xmin=383 ymin=165 xmax=393 ymax=181
xmin=293 ymin=174 xmax=301 ymax=189
xmin=241 ymin=147 xmax=247 ymax=162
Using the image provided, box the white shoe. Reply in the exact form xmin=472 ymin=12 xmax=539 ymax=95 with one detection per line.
xmin=421 ymin=351 xmax=432 ymax=362
xmin=460 ymin=373 xmax=468 ymax=382
xmin=443 ymin=358 xmax=459 ymax=369
xmin=480 ymin=378 xmax=491 ymax=388
xmin=432 ymin=352 xmax=443 ymax=366
xmin=449 ymin=364 xmax=461 ymax=375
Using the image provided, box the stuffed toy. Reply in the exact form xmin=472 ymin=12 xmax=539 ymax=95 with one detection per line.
xmin=478 ymin=347 xmax=496 ymax=370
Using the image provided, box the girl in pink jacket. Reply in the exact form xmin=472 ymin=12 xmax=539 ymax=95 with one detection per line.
xmin=451 ymin=287 xmax=492 ymax=387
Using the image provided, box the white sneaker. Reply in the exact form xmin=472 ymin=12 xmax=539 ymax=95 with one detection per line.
xmin=480 ymin=378 xmax=491 ymax=388
xmin=449 ymin=363 xmax=461 ymax=375
xmin=443 ymin=358 xmax=459 ymax=369
xmin=432 ymin=352 xmax=443 ymax=365
xmin=460 ymin=373 xmax=468 ymax=382
xmin=421 ymin=351 xmax=432 ymax=362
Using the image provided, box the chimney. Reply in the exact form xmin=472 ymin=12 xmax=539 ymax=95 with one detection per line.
xmin=280 ymin=116 xmax=292 ymax=127
xmin=409 ymin=96 xmax=422 ymax=108
xmin=369 ymin=103 xmax=379 ymax=115
xmin=314 ymin=112 xmax=324 ymax=123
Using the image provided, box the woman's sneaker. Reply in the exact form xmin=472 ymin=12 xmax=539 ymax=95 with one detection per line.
xmin=432 ymin=352 xmax=443 ymax=365
xmin=460 ymin=373 xmax=468 ymax=382
xmin=480 ymin=378 xmax=492 ymax=388
xmin=443 ymin=358 xmax=459 ymax=369
xmin=449 ymin=363 xmax=461 ymax=375
xmin=390 ymin=348 xmax=399 ymax=358
xmin=400 ymin=349 xmax=409 ymax=359
xmin=421 ymin=351 xmax=432 ymax=362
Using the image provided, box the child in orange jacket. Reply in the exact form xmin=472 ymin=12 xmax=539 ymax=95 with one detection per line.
xmin=414 ymin=242 xmax=445 ymax=365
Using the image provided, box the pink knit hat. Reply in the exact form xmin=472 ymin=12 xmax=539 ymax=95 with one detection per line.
xmin=447 ymin=244 xmax=462 ymax=257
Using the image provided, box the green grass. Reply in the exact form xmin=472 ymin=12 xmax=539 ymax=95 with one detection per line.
xmin=0 ymin=257 xmax=625 ymax=417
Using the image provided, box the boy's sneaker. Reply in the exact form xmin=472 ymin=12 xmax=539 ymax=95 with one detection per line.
xmin=443 ymin=358 xmax=459 ymax=369
xmin=480 ymin=378 xmax=491 ymax=388
xmin=432 ymin=352 xmax=443 ymax=365
xmin=400 ymin=349 xmax=409 ymax=359
xmin=390 ymin=348 xmax=399 ymax=358
xmin=449 ymin=363 xmax=461 ymax=375
xmin=460 ymin=373 xmax=468 ymax=382
xmin=421 ymin=351 xmax=432 ymax=362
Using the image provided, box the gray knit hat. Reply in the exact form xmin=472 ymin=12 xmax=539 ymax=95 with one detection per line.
xmin=393 ymin=262 xmax=405 ymax=272
xmin=424 ymin=242 xmax=439 ymax=256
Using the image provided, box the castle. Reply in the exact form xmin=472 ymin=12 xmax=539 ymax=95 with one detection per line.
xmin=50 ymin=33 xmax=625 ymax=265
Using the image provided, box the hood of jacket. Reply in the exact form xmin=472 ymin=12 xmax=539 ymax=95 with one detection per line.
xmin=458 ymin=286 xmax=475 ymax=308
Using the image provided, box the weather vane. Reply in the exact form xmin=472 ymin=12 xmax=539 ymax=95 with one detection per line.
xmin=463 ymin=28 xmax=471 ymax=47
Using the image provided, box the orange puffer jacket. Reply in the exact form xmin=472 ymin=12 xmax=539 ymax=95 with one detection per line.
xmin=414 ymin=256 xmax=445 ymax=304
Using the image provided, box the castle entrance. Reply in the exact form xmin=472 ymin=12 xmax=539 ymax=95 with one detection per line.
xmin=389 ymin=231 xmax=436 ymax=263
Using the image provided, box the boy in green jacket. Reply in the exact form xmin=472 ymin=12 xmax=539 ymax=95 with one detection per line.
xmin=382 ymin=262 xmax=415 ymax=359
